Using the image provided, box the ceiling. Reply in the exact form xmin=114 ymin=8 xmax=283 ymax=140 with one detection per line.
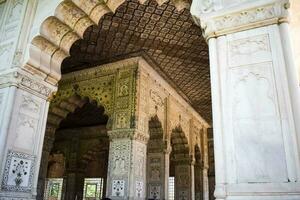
xmin=61 ymin=0 xmax=211 ymax=122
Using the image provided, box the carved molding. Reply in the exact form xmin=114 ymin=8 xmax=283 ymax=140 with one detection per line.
xmin=191 ymin=0 xmax=290 ymax=39
xmin=108 ymin=129 xmax=149 ymax=143
xmin=0 ymin=70 xmax=57 ymax=99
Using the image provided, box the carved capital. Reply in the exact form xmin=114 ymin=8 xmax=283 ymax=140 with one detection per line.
xmin=191 ymin=0 xmax=290 ymax=40
xmin=0 ymin=69 xmax=57 ymax=99
xmin=108 ymin=129 xmax=149 ymax=143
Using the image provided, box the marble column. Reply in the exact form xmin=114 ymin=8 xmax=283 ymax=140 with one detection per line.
xmin=36 ymin=134 xmax=55 ymax=200
xmin=194 ymin=163 xmax=203 ymax=200
xmin=191 ymin=0 xmax=300 ymax=199
xmin=146 ymin=143 xmax=171 ymax=200
xmin=0 ymin=70 xmax=56 ymax=199
xmin=174 ymin=160 xmax=195 ymax=200
xmin=106 ymin=130 xmax=148 ymax=200
xmin=202 ymin=167 xmax=209 ymax=200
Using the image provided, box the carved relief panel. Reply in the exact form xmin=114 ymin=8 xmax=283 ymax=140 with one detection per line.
xmin=175 ymin=165 xmax=191 ymax=199
xmin=110 ymin=140 xmax=131 ymax=176
xmin=11 ymin=93 xmax=42 ymax=154
xmin=225 ymin=27 xmax=291 ymax=183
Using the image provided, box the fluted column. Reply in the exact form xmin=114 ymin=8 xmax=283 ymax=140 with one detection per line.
xmin=191 ymin=0 xmax=300 ymax=199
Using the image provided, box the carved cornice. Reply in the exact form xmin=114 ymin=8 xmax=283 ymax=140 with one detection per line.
xmin=191 ymin=0 xmax=290 ymax=40
xmin=0 ymin=69 xmax=57 ymax=99
xmin=60 ymin=58 xmax=139 ymax=85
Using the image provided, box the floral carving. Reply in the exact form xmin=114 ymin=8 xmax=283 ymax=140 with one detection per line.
xmin=112 ymin=180 xmax=125 ymax=197
xmin=2 ymin=150 xmax=35 ymax=192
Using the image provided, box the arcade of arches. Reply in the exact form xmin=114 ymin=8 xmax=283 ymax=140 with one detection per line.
xmin=0 ymin=0 xmax=300 ymax=200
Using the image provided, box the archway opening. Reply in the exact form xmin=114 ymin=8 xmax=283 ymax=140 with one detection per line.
xmin=40 ymin=96 xmax=109 ymax=200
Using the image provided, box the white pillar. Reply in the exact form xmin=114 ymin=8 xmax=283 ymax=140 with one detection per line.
xmin=106 ymin=130 xmax=148 ymax=200
xmin=0 ymin=70 xmax=56 ymax=199
xmin=191 ymin=0 xmax=300 ymax=199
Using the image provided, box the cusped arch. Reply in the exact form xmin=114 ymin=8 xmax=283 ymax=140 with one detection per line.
xmin=46 ymin=94 xmax=110 ymax=137
xmin=171 ymin=125 xmax=190 ymax=159
xmin=149 ymin=115 xmax=164 ymax=140
xmin=194 ymin=144 xmax=202 ymax=164
xmin=26 ymin=0 xmax=191 ymax=84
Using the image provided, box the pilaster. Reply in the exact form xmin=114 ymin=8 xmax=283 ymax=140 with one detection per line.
xmin=191 ymin=0 xmax=300 ymax=199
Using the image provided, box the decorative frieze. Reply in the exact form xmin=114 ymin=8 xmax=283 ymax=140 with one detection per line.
xmin=191 ymin=0 xmax=289 ymax=39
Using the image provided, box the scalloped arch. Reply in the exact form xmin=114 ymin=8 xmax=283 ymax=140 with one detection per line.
xmin=26 ymin=0 xmax=191 ymax=85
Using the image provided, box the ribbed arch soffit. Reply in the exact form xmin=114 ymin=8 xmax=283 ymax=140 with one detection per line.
xmin=27 ymin=0 xmax=191 ymax=83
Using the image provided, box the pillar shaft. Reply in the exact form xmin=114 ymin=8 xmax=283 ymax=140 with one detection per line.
xmin=106 ymin=131 xmax=148 ymax=200
xmin=0 ymin=70 xmax=55 ymax=199
xmin=174 ymin=161 xmax=195 ymax=200
xmin=191 ymin=0 xmax=300 ymax=199
xmin=147 ymin=148 xmax=170 ymax=200
xmin=194 ymin=164 xmax=203 ymax=200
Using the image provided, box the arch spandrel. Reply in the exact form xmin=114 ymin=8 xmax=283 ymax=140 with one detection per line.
xmin=49 ymin=61 xmax=138 ymax=131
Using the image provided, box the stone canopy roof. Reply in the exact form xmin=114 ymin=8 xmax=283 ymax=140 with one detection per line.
xmin=61 ymin=0 xmax=212 ymax=123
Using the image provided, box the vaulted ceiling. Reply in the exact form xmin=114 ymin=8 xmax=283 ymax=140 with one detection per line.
xmin=61 ymin=0 xmax=211 ymax=122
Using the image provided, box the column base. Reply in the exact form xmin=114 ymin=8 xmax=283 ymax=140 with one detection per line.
xmin=223 ymin=182 xmax=300 ymax=200
xmin=0 ymin=191 xmax=36 ymax=200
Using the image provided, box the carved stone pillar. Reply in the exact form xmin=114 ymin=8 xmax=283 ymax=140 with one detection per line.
xmin=202 ymin=167 xmax=209 ymax=200
xmin=174 ymin=159 xmax=195 ymax=200
xmin=106 ymin=130 xmax=148 ymax=200
xmin=0 ymin=70 xmax=56 ymax=199
xmin=147 ymin=142 xmax=171 ymax=200
xmin=36 ymin=135 xmax=55 ymax=200
xmin=191 ymin=0 xmax=300 ymax=199
xmin=194 ymin=163 xmax=203 ymax=200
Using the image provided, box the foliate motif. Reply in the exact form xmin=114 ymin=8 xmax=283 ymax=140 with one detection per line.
xmin=150 ymin=90 xmax=164 ymax=107
xmin=2 ymin=150 xmax=35 ymax=192
xmin=112 ymin=180 xmax=125 ymax=197
xmin=178 ymin=190 xmax=188 ymax=200
xmin=201 ymin=1 xmax=288 ymax=38
xmin=111 ymin=140 xmax=131 ymax=175
xmin=149 ymin=185 xmax=160 ymax=199
xmin=135 ymin=181 xmax=143 ymax=197
xmin=117 ymin=79 xmax=130 ymax=97
xmin=52 ymin=75 xmax=115 ymax=115
xmin=115 ymin=112 xmax=129 ymax=129
xmin=21 ymin=76 xmax=52 ymax=97
xmin=229 ymin=34 xmax=270 ymax=56
xmin=20 ymin=95 xmax=40 ymax=113
xmin=150 ymin=166 xmax=160 ymax=181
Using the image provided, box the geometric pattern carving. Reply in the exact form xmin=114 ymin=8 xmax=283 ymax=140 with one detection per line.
xmin=1 ymin=150 xmax=35 ymax=192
